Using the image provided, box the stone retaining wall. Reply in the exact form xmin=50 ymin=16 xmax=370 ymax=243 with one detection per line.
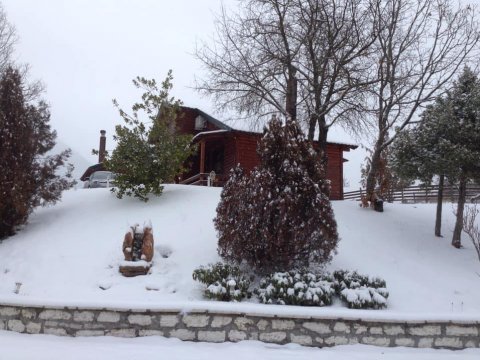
xmin=1 ymin=304 xmax=479 ymax=349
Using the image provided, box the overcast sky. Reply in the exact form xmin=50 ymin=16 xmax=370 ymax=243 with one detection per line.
xmin=2 ymin=0 xmax=364 ymax=187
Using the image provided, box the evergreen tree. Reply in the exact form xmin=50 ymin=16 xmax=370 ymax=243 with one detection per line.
xmin=361 ymin=145 xmax=411 ymax=203
xmin=0 ymin=67 xmax=75 ymax=239
xmin=107 ymin=71 xmax=195 ymax=202
xmin=215 ymin=116 xmax=339 ymax=272
xmin=390 ymin=67 xmax=480 ymax=247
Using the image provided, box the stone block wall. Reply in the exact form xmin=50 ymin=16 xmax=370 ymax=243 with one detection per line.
xmin=1 ymin=304 xmax=479 ymax=349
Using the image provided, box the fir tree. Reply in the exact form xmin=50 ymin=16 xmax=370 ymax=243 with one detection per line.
xmin=390 ymin=67 xmax=480 ymax=246
xmin=107 ymin=71 xmax=195 ymax=201
xmin=215 ymin=116 xmax=339 ymax=272
xmin=0 ymin=67 xmax=75 ymax=239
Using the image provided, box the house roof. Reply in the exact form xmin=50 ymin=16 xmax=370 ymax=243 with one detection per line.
xmin=180 ymin=106 xmax=233 ymax=131
xmin=191 ymin=126 xmax=358 ymax=151
xmin=191 ymin=129 xmax=230 ymax=143
xmin=80 ymin=163 xmax=105 ymax=182
xmin=181 ymin=107 xmax=357 ymax=150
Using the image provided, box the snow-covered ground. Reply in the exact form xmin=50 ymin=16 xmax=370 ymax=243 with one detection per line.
xmin=1 ymin=331 xmax=479 ymax=360
xmin=0 ymin=185 xmax=479 ymax=320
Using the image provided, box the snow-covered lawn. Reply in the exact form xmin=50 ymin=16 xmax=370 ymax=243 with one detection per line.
xmin=0 ymin=184 xmax=479 ymax=320
xmin=1 ymin=331 xmax=479 ymax=360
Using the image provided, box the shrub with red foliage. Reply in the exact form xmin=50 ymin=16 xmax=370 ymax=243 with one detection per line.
xmin=215 ymin=117 xmax=338 ymax=273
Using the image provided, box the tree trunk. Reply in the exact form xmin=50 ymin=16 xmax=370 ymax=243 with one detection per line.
xmin=365 ymin=144 xmax=383 ymax=202
xmin=308 ymin=114 xmax=316 ymax=141
xmin=316 ymin=116 xmax=329 ymax=180
xmin=434 ymin=174 xmax=444 ymax=237
xmin=452 ymin=173 xmax=467 ymax=248
xmin=285 ymin=67 xmax=297 ymax=121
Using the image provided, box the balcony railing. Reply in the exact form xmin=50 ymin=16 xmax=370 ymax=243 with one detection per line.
xmin=180 ymin=173 xmax=226 ymax=187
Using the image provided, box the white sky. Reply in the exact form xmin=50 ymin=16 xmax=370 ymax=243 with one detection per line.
xmin=2 ymin=0 xmax=364 ymax=187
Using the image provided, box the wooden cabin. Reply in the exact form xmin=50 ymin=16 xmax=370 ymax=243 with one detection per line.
xmin=80 ymin=107 xmax=356 ymax=200
xmin=177 ymin=107 xmax=357 ymax=200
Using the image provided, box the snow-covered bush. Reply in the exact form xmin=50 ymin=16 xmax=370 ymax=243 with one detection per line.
xmin=192 ymin=263 xmax=251 ymax=302
xmin=333 ymin=270 xmax=389 ymax=309
xmin=215 ymin=117 xmax=339 ymax=272
xmin=0 ymin=68 xmax=75 ymax=239
xmin=256 ymin=270 xmax=335 ymax=306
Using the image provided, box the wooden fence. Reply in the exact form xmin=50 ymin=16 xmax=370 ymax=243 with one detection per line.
xmin=344 ymin=184 xmax=480 ymax=203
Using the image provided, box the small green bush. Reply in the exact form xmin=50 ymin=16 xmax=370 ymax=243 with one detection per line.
xmin=192 ymin=264 xmax=389 ymax=309
xmin=192 ymin=263 xmax=251 ymax=302
xmin=255 ymin=270 xmax=335 ymax=306
xmin=333 ymin=270 xmax=388 ymax=309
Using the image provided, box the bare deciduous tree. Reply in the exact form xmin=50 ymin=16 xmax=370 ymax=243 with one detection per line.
xmin=0 ymin=4 xmax=16 ymax=71
xmin=363 ymin=0 xmax=480 ymax=202
xmin=195 ymin=0 xmax=377 ymax=169
xmin=462 ymin=205 xmax=480 ymax=262
xmin=0 ymin=5 xmax=44 ymax=101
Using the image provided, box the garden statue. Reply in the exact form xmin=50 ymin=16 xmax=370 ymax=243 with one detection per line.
xmin=119 ymin=222 xmax=154 ymax=277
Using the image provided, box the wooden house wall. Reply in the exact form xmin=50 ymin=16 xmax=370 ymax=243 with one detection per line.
xmin=177 ymin=108 xmax=221 ymax=135
xmin=325 ymin=145 xmax=344 ymax=200
xmin=226 ymin=132 xmax=345 ymax=200
xmin=223 ymin=137 xmax=237 ymax=175
xmin=174 ymin=109 xmax=349 ymax=200
xmin=234 ymin=132 xmax=261 ymax=174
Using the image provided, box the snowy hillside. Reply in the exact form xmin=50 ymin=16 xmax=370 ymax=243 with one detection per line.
xmin=53 ymin=140 xmax=91 ymax=187
xmin=0 ymin=185 xmax=479 ymax=320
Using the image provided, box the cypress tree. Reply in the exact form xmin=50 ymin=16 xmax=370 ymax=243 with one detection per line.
xmin=0 ymin=67 xmax=75 ymax=239
xmin=215 ymin=116 xmax=339 ymax=272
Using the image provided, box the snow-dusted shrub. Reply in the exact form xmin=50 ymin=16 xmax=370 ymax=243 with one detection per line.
xmin=255 ymin=270 xmax=335 ymax=306
xmin=215 ymin=117 xmax=339 ymax=272
xmin=192 ymin=263 xmax=251 ymax=302
xmin=333 ymin=270 xmax=389 ymax=309
xmin=0 ymin=68 xmax=75 ymax=239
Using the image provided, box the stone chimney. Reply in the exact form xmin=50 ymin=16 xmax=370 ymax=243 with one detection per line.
xmin=99 ymin=130 xmax=106 ymax=163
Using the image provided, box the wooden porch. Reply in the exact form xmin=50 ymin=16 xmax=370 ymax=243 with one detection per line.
xmin=179 ymin=172 xmax=226 ymax=187
xmin=179 ymin=134 xmax=230 ymax=187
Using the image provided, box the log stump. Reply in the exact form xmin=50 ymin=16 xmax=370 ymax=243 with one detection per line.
xmin=119 ymin=261 xmax=152 ymax=277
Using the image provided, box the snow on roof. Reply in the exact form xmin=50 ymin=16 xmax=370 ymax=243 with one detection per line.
xmin=325 ymin=138 xmax=358 ymax=148
xmin=183 ymin=106 xmax=358 ymax=148
xmin=191 ymin=129 xmax=230 ymax=142
xmin=192 ymin=126 xmax=357 ymax=148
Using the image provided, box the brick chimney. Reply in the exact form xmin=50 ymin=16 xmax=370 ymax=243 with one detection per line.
xmin=99 ymin=130 xmax=106 ymax=163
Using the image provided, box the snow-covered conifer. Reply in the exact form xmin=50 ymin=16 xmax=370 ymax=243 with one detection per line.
xmin=215 ymin=117 xmax=339 ymax=272
xmin=390 ymin=67 xmax=480 ymax=246
xmin=0 ymin=67 xmax=75 ymax=239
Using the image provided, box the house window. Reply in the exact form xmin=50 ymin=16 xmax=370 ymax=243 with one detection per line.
xmin=195 ymin=115 xmax=206 ymax=130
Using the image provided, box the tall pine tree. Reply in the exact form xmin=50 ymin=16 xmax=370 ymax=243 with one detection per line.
xmin=0 ymin=67 xmax=75 ymax=239
xmin=390 ymin=67 xmax=480 ymax=247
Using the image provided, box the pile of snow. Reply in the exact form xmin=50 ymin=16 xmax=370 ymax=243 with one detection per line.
xmin=1 ymin=330 xmax=479 ymax=360
xmin=0 ymin=184 xmax=479 ymax=319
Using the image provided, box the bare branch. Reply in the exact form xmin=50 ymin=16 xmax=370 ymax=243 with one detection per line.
xmin=195 ymin=0 xmax=377 ymax=151
xmin=363 ymin=0 xmax=480 ymax=199
xmin=462 ymin=205 xmax=480 ymax=263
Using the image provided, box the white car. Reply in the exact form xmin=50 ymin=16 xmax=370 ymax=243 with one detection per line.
xmin=86 ymin=171 xmax=116 ymax=188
